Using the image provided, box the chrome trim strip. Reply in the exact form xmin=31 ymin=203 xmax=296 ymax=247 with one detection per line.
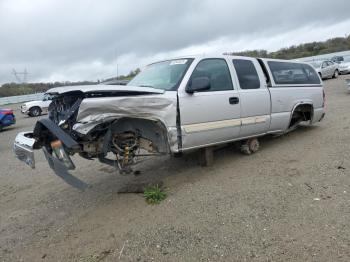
xmin=183 ymin=119 xmax=241 ymax=133
xmin=182 ymin=115 xmax=269 ymax=133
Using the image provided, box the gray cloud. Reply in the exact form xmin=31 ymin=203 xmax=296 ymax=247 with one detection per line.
xmin=0 ymin=0 xmax=349 ymax=84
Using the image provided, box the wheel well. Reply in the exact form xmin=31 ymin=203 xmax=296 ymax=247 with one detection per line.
xmin=289 ymin=104 xmax=313 ymax=128
xmin=110 ymin=117 xmax=170 ymax=153
xmin=30 ymin=106 xmax=41 ymax=111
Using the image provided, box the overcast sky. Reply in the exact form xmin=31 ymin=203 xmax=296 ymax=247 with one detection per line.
xmin=0 ymin=0 xmax=349 ymax=85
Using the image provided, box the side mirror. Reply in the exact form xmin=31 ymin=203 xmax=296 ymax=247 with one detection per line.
xmin=186 ymin=76 xmax=210 ymax=93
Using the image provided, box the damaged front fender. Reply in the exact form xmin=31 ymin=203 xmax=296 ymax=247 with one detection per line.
xmin=72 ymin=92 xmax=179 ymax=152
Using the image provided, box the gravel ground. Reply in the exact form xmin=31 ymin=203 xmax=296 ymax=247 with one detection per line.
xmin=1 ymin=76 xmax=350 ymax=262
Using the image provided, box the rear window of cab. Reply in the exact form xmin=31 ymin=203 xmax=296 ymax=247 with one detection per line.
xmin=267 ymin=61 xmax=321 ymax=85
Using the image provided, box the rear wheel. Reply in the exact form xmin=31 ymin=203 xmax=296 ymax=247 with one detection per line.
xmin=29 ymin=107 xmax=41 ymax=117
xmin=0 ymin=124 xmax=3 ymax=132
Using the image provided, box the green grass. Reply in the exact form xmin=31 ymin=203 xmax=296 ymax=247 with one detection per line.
xmin=144 ymin=185 xmax=167 ymax=204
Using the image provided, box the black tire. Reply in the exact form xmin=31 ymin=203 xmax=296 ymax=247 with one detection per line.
xmin=240 ymin=138 xmax=260 ymax=155
xmin=333 ymin=69 xmax=339 ymax=78
xmin=0 ymin=124 xmax=3 ymax=132
xmin=29 ymin=107 xmax=41 ymax=117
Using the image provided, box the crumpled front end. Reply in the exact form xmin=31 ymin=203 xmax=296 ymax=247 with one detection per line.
xmin=73 ymin=93 xmax=178 ymax=151
xmin=13 ymin=88 xmax=179 ymax=188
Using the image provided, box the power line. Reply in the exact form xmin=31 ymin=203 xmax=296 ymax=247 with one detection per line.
xmin=12 ymin=68 xmax=29 ymax=83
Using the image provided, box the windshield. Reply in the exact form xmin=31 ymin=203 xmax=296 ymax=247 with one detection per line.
xmin=342 ymin=56 xmax=350 ymax=63
xmin=43 ymin=93 xmax=55 ymax=101
xmin=128 ymin=59 xmax=193 ymax=90
xmin=309 ymin=61 xmax=322 ymax=68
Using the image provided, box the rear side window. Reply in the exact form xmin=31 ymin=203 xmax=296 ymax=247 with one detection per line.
xmin=232 ymin=59 xmax=260 ymax=89
xmin=189 ymin=59 xmax=233 ymax=91
xmin=267 ymin=61 xmax=321 ymax=85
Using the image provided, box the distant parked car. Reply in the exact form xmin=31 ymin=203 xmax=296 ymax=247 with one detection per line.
xmin=310 ymin=60 xmax=339 ymax=79
xmin=21 ymin=93 xmax=55 ymax=117
xmin=102 ymin=79 xmax=130 ymax=85
xmin=0 ymin=109 xmax=16 ymax=131
xmin=338 ymin=56 xmax=350 ymax=75
xmin=331 ymin=56 xmax=344 ymax=64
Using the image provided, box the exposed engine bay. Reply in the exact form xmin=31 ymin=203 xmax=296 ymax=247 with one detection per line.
xmin=32 ymin=89 xmax=177 ymax=174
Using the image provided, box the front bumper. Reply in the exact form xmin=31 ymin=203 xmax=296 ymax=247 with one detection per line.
xmin=13 ymin=126 xmax=88 ymax=190
xmin=21 ymin=106 xmax=29 ymax=114
xmin=14 ymin=118 xmax=80 ymax=170
xmin=340 ymin=68 xmax=350 ymax=74
xmin=13 ymin=132 xmax=36 ymax=168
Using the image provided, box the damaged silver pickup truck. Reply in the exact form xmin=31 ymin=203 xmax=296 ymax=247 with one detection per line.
xmin=14 ymin=55 xmax=325 ymax=188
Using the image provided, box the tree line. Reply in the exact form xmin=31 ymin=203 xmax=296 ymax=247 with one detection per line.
xmin=225 ymin=35 xmax=350 ymax=59
xmin=0 ymin=68 xmax=141 ymax=97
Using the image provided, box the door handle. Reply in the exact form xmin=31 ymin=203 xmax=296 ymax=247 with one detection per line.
xmin=229 ymin=96 xmax=239 ymax=104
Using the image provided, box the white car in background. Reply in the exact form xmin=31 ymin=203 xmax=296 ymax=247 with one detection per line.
xmin=310 ymin=60 xmax=339 ymax=79
xmin=339 ymin=56 xmax=350 ymax=75
xmin=21 ymin=93 xmax=55 ymax=117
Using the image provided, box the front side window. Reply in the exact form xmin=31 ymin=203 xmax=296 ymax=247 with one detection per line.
xmin=267 ymin=61 xmax=321 ymax=85
xmin=189 ymin=59 xmax=233 ymax=91
xmin=310 ymin=61 xmax=322 ymax=68
xmin=232 ymin=59 xmax=260 ymax=89
xmin=128 ymin=59 xmax=193 ymax=91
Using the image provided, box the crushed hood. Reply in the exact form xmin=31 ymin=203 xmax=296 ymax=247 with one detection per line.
xmin=46 ymin=84 xmax=165 ymax=95
xmin=73 ymin=91 xmax=178 ymax=135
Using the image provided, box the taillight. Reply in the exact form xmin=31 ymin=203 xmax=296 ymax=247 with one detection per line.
xmin=322 ymin=89 xmax=326 ymax=108
xmin=2 ymin=110 xmax=13 ymax=115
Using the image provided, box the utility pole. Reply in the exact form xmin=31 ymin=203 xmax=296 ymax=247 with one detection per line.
xmin=12 ymin=68 xmax=28 ymax=83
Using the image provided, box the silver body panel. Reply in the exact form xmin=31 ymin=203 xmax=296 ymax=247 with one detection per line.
xmin=13 ymin=132 xmax=36 ymax=168
xmin=75 ymin=92 xmax=177 ymax=133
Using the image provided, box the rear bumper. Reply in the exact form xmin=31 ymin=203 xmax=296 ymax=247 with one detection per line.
xmin=0 ymin=114 xmax=16 ymax=126
xmin=1 ymin=120 xmax=16 ymax=127
xmin=13 ymin=132 xmax=36 ymax=168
